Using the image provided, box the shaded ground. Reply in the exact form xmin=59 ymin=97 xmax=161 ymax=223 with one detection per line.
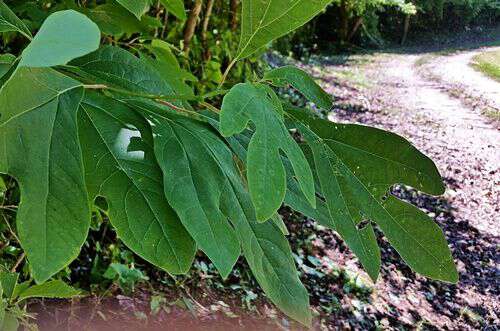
xmin=30 ymin=42 xmax=499 ymax=330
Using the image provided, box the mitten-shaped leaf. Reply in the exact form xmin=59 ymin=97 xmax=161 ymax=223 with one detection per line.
xmin=20 ymin=10 xmax=100 ymax=67
xmin=236 ymin=0 xmax=332 ymax=60
xmin=78 ymin=92 xmax=196 ymax=275
xmin=0 ymin=68 xmax=90 ymax=283
xmin=288 ymin=107 xmax=457 ymax=283
xmin=220 ymin=83 xmax=315 ymax=221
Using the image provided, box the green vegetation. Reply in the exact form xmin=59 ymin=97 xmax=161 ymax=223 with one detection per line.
xmin=472 ymin=50 xmax=500 ymax=81
xmin=1 ymin=0 xmax=494 ymax=328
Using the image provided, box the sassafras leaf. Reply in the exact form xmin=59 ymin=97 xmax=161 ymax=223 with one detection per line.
xmin=20 ymin=10 xmax=100 ymax=68
xmin=0 ymin=68 xmax=90 ymax=283
xmin=79 ymin=92 xmax=196 ymax=275
xmin=220 ymin=83 xmax=315 ymax=221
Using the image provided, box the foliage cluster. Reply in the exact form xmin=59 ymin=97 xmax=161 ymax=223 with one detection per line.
xmin=0 ymin=0 xmax=458 ymax=326
xmin=276 ymin=0 xmax=500 ymax=54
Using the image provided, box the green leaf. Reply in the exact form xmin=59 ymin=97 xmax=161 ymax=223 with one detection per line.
xmin=139 ymin=108 xmax=240 ymax=278
xmin=83 ymin=4 xmax=161 ymax=37
xmin=70 ymin=46 xmax=175 ymax=96
xmin=0 ymin=312 xmax=18 ymax=331
xmin=20 ymin=10 xmax=100 ymax=68
xmin=0 ymin=68 xmax=90 ymax=283
xmin=104 ymin=263 xmax=147 ymax=292
xmin=0 ymin=300 xmax=4 ymax=326
xmin=288 ymin=107 xmax=457 ymax=283
xmin=0 ymin=54 xmax=15 ymax=80
xmin=160 ymin=0 xmax=186 ymax=20
xmin=0 ymin=272 xmax=18 ymax=300
xmin=0 ymin=54 xmax=16 ymax=88
xmin=220 ymin=83 xmax=315 ymax=221
xmin=0 ymin=176 xmax=5 ymax=194
xmin=0 ymin=1 xmax=32 ymax=39
xmin=303 ymin=136 xmax=381 ymax=280
xmin=190 ymin=119 xmax=311 ymax=326
xmin=115 ymin=0 xmax=149 ymax=19
xmin=236 ymin=0 xmax=332 ymax=60
xmin=17 ymin=280 xmax=79 ymax=301
xmin=78 ymin=92 xmax=196 ymax=274
xmin=141 ymin=40 xmax=196 ymax=109
xmin=222 ymin=128 xmax=332 ymax=228
xmin=264 ymin=65 xmax=332 ymax=109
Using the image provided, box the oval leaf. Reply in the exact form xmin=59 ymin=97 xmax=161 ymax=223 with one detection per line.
xmin=137 ymin=105 xmax=240 ymax=278
xmin=115 ymin=0 xmax=149 ymax=19
xmin=160 ymin=0 xmax=187 ymax=20
xmin=236 ymin=0 xmax=332 ymax=60
xmin=17 ymin=280 xmax=79 ymax=301
xmin=0 ymin=68 xmax=90 ymax=283
xmin=264 ymin=65 xmax=332 ymax=109
xmin=195 ymin=122 xmax=312 ymax=326
xmin=20 ymin=10 xmax=100 ymax=68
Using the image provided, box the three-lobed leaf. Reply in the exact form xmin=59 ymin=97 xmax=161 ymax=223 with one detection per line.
xmin=236 ymin=0 xmax=332 ymax=60
xmin=0 ymin=68 xmax=90 ymax=283
xmin=20 ymin=10 xmax=100 ymax=68
xmin=288 ymin=107 xmax=457 ymax=283
xmin=220 ymin=83 xmax=316 ymax=221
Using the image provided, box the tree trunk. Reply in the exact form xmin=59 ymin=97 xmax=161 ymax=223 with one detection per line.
xmin=347 ymin=16 xmax=363 ymax=42
xmin=339 ymin=0 xmax=349 ymax=44
xmin=401 ymin=14 xmax=410 ymax=45
xmin=230 ymin=0 xmax=239 ymax=31
xmin=202 ymin=0 xmax=214 ymax=60
xmin=183 ymin=0 xmax=203 ymax=55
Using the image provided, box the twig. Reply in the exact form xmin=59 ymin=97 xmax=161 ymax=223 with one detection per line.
xmin=200 ymin=101 xmax=220 ymax=113
xmin=11 ymin=252 xmax=25 ymax=272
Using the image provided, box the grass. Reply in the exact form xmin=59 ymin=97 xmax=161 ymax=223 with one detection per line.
xmin=471 ymin=50 xmax=500 ymax=82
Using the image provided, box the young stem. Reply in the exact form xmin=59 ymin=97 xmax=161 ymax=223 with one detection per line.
xmin=219 ymin=59 xmax=237 ymax=88
xmin=82 ymin=84 xmax=199 ymax=102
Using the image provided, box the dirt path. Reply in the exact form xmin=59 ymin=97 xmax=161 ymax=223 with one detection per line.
xmin=306 ymin=48 xmax=499 ymax=329
xmin=385 ymin=53 xmax=500 ymax=236
xmin=428 ymin=47 xmax=500 ymax=110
